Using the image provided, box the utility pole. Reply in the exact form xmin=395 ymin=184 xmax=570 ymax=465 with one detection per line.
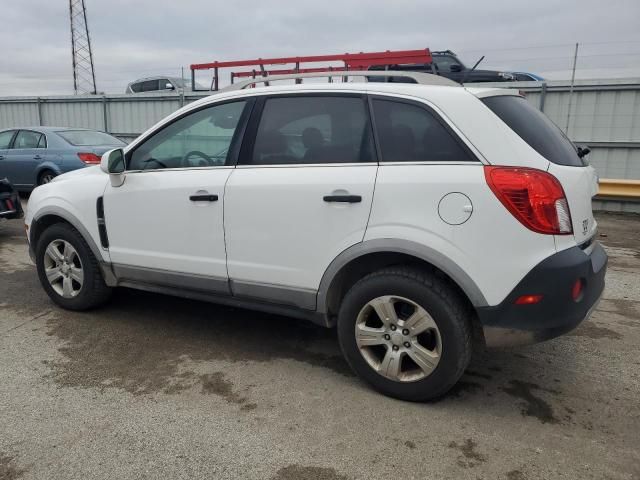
xmin=564 ymin=42 xmax=579 ymax=133
xmin=69 ymin=0 xmax=97 ymax=94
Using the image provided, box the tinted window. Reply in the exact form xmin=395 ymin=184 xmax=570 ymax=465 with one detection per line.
xmin=372 ymin=99 xmax=473 ymax=162
xmin=248 ymin=96 xmax=374 ymax=165
xmin=129 ymin=82 xmax=142 ymax=93
xmin=433 ymin=55 xmax=461 ymax=71
xmin=13 ymin=130 xmax=43 ymax=149
xmin=57 ymin=130 xmax=124 ymax=146
xmin=129 ymin=101 xmax=247 ymax=171
xmin=140 ymin=80 xmax=160 ymax=92
xmin=0 ymin=130 xmax=15 ymax=149
xmin=481 ymin=95 xmax=583 ymax=166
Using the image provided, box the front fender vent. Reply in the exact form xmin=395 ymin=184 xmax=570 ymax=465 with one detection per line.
xmin=96 ymin=196 xmax=109 ymax=249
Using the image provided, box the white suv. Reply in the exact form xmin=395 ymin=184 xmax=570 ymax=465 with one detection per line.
xmin=25 ymin=73 xmax=607 ymax=401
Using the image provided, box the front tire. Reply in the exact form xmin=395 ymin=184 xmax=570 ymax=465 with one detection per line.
xmin=337 ymin=266 xmax=472 ymax=401
xmin=36 ymin=223 xmax=112 ymax=310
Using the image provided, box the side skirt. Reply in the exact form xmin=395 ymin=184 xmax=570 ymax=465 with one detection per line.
xmin=117 ymin=279 xmax=329 ymax=327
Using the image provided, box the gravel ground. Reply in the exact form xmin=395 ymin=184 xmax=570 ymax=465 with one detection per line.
xmin=0 ymin=207 xmax=639 ymax=480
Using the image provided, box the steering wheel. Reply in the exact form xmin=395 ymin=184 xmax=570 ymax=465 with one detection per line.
xmin=181 ymin=150 xmax=214 ymax=167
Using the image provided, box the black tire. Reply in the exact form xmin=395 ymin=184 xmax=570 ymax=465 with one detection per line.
xmin=38 ymin=170 xmax=57 ymax=186
xmin=337 ymin=266 xmax=472 ymax=401
xmin=36 ymin=223 xmax=112 ymax=310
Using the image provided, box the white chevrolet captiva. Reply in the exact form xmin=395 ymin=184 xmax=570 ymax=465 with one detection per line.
xmin=25 ymin=72 xmax=607 ymax=401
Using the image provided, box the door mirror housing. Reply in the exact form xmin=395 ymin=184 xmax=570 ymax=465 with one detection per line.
xmin=101 ymin=148 xmax=125 ymax=174
xmin=165 ymin=82 xmax=175 ymax=90
xmin=450 ymin=64 xmax=462 ymax=72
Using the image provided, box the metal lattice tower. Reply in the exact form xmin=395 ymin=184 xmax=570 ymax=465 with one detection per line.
xmin=69 ymin=0 xmax=97 ymax=94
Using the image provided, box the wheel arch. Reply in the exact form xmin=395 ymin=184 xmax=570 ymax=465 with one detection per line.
xmin=317 ymin=239 xmax=488 ymax=326
xmin=31 ymin=208 xmax=102 ymax=264
xmin=35 ymin=163 xmax=62 ymax=183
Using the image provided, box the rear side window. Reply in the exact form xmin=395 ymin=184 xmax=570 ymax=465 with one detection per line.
xmin=481 ymin=95 xmax=583 ymax=167
xmin=247 ymin=96 xmax=374 ymax=165
xmin=372 ymin=99 xmax=474 ymax=162
xmin=13 ymin=130 xmax=44 ymax=149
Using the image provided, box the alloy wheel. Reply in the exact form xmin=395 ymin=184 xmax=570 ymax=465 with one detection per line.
xmin=43 ymin=239 xmax=84 ymax=298
xmin=355 ymin=295 xmax=442 ymax=382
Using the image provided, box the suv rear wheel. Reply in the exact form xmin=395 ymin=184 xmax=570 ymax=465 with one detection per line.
xmin=36 ymin=223 xmax=112 ymax=310
xmin=337 ymin=266 xmax=472 ymax=401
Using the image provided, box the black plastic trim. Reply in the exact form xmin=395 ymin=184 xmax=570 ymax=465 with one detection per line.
xmin=96 ymin=196 xmax=109 ymax=248
xmin=477 ymin=243 xmax=607 ymax=342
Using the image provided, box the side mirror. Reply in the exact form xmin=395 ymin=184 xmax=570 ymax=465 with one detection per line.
xmin=100 ymin=148 xmax=125 ymax=174
xmin=165 ymin=82 xmax=175 ymax=90
xmin=450 ymin=64 xmax=462 ymax=72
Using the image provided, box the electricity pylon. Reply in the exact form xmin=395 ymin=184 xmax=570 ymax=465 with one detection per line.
xmin=69 ymin=0 xmax=97 ymax=94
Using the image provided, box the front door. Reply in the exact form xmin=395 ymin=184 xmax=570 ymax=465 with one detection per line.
xmin=2 ymin=130 xmax=46 ymax=187
xmin=224 ymin=94 xmax=377 ymax=309
xmin=103 ymin=99 xmax=251 ymax=293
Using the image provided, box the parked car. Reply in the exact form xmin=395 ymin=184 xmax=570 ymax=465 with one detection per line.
xmin=0 ymin=127 xmax=125 ymax=191
xmin=125 ymin=76 xmax=205 ymax=93
xmin=25 ymin=73 xmax=606 ymax=401
xmin=510 ymin=72 xmax=545 ymax=81
xmin=369 ymin=50 xmax=522 ymax=83
xmin=0 ymin=178 xmax=22 ymax=220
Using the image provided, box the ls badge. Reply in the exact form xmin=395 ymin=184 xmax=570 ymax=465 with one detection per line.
xmin=582 ymin=219 xmax=589 ymax=235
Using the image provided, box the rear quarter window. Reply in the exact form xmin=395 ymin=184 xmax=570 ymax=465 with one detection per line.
xmin=481 ymin=95 xmax=584 ymax=167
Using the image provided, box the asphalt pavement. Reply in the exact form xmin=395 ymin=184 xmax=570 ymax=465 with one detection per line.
xmin=1 ymin=207 xmax=639 ymax=479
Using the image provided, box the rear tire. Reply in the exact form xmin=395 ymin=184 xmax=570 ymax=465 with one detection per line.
xmin=36 ymin=223 xmax=112 ymax=310
xmin=38 ymin=170 xmax=57 ymax=185
xmin=337 ymin=266 xmax=472 ymax=401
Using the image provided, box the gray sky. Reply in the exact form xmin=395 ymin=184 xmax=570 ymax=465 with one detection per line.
xmin=1 ymin=0 xmax=640 ymax=95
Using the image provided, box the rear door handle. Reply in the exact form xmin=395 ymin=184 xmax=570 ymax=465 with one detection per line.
xmin=189 ymin=194 xmax=218 ymax=202
xmin=323 ymin=195 xmax=362 ymax=203
xmin=34 ymin=155 xmax=42 ymax=160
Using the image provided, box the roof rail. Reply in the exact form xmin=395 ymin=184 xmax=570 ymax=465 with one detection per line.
xmin=221 ymin=70 xmax=459 ymax=92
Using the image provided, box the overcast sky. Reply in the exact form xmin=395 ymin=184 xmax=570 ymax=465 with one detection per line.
xmin=1 ymin=0 xmax=639 ymax=95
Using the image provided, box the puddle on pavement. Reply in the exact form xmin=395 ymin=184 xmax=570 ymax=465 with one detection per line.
xmin=44 ymin=288 xmax=352 ymax=399
xmin=448 ymin=438 xmax=487 ymax=468
xmin=271 ymin=465 xmax=350 ymax=480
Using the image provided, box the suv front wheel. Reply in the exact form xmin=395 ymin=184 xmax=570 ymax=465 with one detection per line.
xmin=337 ymin=266 xmax=472 ymax=401
xmin=36 ymin=223 xmax=112 ymax=310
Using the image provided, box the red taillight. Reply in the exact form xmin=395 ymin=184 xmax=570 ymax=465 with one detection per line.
xmin=77 ymin=152 xmax=101 ymax=164
xmin=571 ymin=279 xmax=584 ymax=302
xmin=515 ymin=294 xmax=543 ymax=305
xmin=484 ymin=166 xmax=572 ymax=235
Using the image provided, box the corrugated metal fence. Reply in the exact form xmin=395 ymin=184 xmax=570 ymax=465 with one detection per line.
xmin=1 ymin=78 xmax=639 ymax=184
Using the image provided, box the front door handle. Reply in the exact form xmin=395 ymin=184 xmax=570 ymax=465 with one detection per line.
xmin=323 ymin=195 xmax=362 ymax=203
xmin=34 ymin=155 xmax=42 ymax=160
xmin=189 ymin=194 xmax=218 ymax=202
xmin=0 ymin=155 xmax=4 ymax=160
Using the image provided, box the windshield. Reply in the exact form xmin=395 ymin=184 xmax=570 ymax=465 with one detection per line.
xmin=481 ymin=95 xmax=584 ymax=167
xmin=56 ymin=130 xmax=125 ymax=146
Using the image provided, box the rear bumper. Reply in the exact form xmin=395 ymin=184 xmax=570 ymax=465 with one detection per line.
xmin=477 ymin=241 xmax=607 ymax=347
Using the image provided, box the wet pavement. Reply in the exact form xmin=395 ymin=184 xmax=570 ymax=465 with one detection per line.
xmin=1 ymin=208 xmax=639 ymax=479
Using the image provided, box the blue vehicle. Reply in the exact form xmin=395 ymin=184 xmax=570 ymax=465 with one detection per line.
xmin=0 ymin=127 xmax=125 ymax=191
xmin=510 ymin=72 xmax=545 ymax=81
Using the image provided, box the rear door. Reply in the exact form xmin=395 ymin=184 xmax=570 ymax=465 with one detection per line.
xmin=224 ymin=94 xmax=377 ymax=309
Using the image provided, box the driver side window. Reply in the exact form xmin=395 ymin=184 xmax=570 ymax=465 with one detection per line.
xmin=128 ymin=100 xmax=248 ymax=171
